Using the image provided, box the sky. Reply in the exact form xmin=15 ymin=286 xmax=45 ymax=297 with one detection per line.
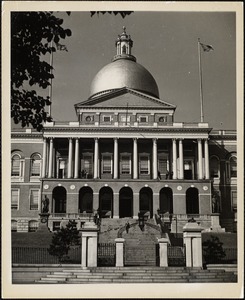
xmin=16 ymin=10 xmax=238 ymax=130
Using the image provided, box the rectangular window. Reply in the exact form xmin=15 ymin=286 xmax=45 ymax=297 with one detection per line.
xmin=139 ymin=116 xmax=148 ymax=123
xmin=12 ymin=159 xmax=20 ymax=176
xmin=30 ymin=189 xmax=39 ymax=210
xmin=158 ymin=157 xmax=168 ymax=175
xmin=103 ymin=116 xmax=111 ymax=123
xmin=57 ymin=158 xmax=67 ymax=178
xmin=11 ymin=157 xmax=24 ymax=178
xmin=231 ymin=191 xmax=237 ymax=211
xmin=11 ymin=189 xmax=19 ymax=210
xmin=31 ymin=160 xmax=41 ymax=176
xmin=102 ymin=154 xmax=112 ymax=174
xmin=139 ymin=155 xmax=149 ymax=174
xmin=120 ymin=154 xmax=131 ymax=174
xmin=82 ymin=154 xmax=93 ymax=177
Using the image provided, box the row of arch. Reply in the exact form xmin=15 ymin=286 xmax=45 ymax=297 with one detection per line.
xmin=52 ymin=186 xmax=200 ymax=217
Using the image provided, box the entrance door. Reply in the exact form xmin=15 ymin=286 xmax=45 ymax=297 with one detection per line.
xmin=119 ymin=187 xmax=133 ymax=218
xmin=184 ymin=159 xmax=194 ymax=179
xmin=99 ymin=187 xmax=113 ymax=218
xmin=139 ymin=187 xmax=153 ymax=218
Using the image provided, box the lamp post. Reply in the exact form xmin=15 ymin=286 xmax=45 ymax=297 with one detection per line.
xmin=138 ymin=212 xmax=147 ymax=231
xmin=172 ymin=215 xmax=177 ymax=238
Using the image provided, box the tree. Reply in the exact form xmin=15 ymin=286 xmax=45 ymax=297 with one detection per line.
xmin=202 ymin=235 xmax=226 ymax=264
xmin=90 ymin=11 xmax=133 ymax=18
xmin=11 ymin=12 xmax=72 ymax=131
xmin=48 ymin=220 xmax=80 ymax=262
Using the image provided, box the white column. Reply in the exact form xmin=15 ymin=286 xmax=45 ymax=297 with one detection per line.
xmin=113 ymin=138 xmax=118 ymax=179
xmin=172 ymin=139 xmax=177 ymax=179
xmin=204 ymin=139 xmax=210 ymax=179
xmin=153 ymin=138 xmax=158 ymax=179
xmin=133 ymin=138 xmax=138 ymax=179
xmin=42 ymin=138 xmax=47 ymax=178
xmin=198 ymin=139 xmax=203 ymax=179
xmin=74 ymin=138 xmax=79 ymax=179
xmin=179 ymin=139 xmax=184 ymax=179
xmin=68 ymin=138 xmax=73 ymax=179
xmin=94 ymin=138 xmax=99 ymax=179
xmin=48 ymin=138 xmax=53 ymax=178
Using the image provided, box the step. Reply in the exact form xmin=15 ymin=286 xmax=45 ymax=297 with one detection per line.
xmin=40 ymin=277 xmax=67 ymax=282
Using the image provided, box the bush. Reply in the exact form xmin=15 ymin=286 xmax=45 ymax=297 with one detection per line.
xmin=202 ymin=235 xmax=226 ymax=264
xmin=48 ymin=220 xmax=80 ymax=262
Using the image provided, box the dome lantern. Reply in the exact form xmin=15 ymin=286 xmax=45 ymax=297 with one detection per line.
xmin=89 ymin=28 xmax=160 ymax=99
xmin=113 ymin=26 xmax=136 ymax=62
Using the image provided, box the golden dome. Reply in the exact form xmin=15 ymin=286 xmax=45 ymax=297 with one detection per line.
xmin=89 ymin=59 xmax=160 ymax=99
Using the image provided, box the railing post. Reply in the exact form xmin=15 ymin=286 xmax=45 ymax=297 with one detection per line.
xmin=183 ymin=220 xmax=203 ymax=268
xmin=81 ymin=221 xmax=99 ymax=267
xmin=158 ymin=238 xmax=169 ymax=267
xmin=115 ymin=238 xmax=125 ymax=267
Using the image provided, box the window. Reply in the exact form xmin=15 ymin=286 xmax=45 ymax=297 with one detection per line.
xmin=30 ymin=189 xmax=39 ymax=210
xmin=11 ymin=153 xmax=24 ymax=178
xmin=11 ymin=189 xmax=19 ymax=210
xmin=139 ymin=155 xmax=150 ymax=175
xmin=53 ymin=222 xmax=61 ymax=231
xmin=120 ymin=154 xmax=131 ymax=174
xmin=230 ymin=156 xmax=237 ymax=178
xmin=11 ymin=220 xmax=17 ymax=232
xmin=82 ymin=153 xmax=93 ymax=176
xmin=30 ymin=153 xmax=41 ymax=177
xmin=29 ymin=220 xmax=38 ymax=232
xmin=139 ymin=116 xmax=148 ymax=123
xmin=102 ymin=154 xmax=112 ymax=174
xmin=231 ymin=191 xmax=237 ymax=211
xmin=158 ymin=155 xmax=169 ymax=176
xmin=210 ymin=156 xmax=220 ymax=178
xmin=57 ymin=158 xmax=67 ymax=178
xmin=103 ymin=115 xmax=112 ymax=123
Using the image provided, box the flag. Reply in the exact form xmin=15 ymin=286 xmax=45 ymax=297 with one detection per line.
xmin=200 ymin=43 xmax=214 ymax=52
xmin=55 ymin=42 xmax=68 ymax=51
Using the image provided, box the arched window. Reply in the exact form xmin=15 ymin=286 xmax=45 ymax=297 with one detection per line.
xmin=11 ymin=152 xmax=24 ymax=178
xmin=30 ymin=153 xmax=41 ymax=177
xmin=210 ymin=156 xmax=220 ymax=178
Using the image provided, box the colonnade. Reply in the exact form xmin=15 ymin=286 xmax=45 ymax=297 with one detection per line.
xmin=42 ymin=137 xmax=210 ymax=180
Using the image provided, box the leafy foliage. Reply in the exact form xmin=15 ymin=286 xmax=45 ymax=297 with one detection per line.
xmin=202 ymin=235 xmax=226 ymax=264
xmin=48 ymin=220 xmax=80 ymax=262
xmin=11 ymin=12 xmax=71 ymax=131
xmin=90 ymin=11 xmax=133 ymax=18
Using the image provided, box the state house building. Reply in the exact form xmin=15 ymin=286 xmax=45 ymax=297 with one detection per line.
xmin=11 ymin=28 xmax=237 ymax=234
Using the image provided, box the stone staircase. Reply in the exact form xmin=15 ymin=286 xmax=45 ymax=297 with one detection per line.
xmin=99 ymin=218 xmax=162 ymax=266
xmin=122 ymin=220 xmax=161 ymax=266
xmin=33 ymin=266 xmax=237 ymax=284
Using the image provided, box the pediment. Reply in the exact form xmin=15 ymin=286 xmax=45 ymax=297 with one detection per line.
xmin=75 ymin=88 xmax=176 ymax=110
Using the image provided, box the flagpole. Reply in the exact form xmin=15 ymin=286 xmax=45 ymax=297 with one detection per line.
xmin=48 ymin=39 xmax=54 ymax=117
xmin=198 ymin=38 xmax=204 ymax=123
